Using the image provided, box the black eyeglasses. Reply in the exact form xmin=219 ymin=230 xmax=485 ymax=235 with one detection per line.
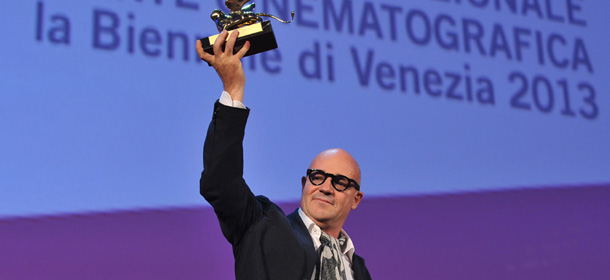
xmin=306 ymin=169 xmax=360 ymax=192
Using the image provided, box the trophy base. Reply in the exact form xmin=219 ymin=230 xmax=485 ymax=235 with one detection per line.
xmin=200 ymin=21 xmax=277 ymax=63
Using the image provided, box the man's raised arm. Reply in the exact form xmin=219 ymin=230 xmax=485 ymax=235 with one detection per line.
xmin=197 ymin=31 xmax=260 ymax=245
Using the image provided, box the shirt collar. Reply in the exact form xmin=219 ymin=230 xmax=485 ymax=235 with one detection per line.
xmin=298 ymin=208 xmax=356 ymax=261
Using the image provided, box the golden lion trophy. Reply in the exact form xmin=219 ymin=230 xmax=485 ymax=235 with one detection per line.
xmin=200 ymin=0 xmax=294 ymax=58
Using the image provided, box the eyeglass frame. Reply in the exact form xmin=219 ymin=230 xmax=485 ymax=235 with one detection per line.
xmin=306 ymin=169 xmax=361 ymax=192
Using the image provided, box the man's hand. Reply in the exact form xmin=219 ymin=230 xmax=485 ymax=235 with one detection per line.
xmin=197 ymin=30 xmax=250 ymax=103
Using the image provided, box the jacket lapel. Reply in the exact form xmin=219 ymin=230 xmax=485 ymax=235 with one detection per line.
xmin=287 ymin=210 xmax=317 ymax=279
xmin=351 ymin=254 xmax=371 ymax=280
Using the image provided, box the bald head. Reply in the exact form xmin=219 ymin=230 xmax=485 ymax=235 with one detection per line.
xmin=309 ymin=148 xmax=361 ymax=185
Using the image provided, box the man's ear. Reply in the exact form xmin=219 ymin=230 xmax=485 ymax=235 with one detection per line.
xmin=351 ymin=191 xmax=363 ymax=210
xmin=301 ymin=176 xmax=306 ymax=191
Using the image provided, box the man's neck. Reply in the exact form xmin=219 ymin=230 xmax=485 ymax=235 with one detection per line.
xmin=320 ymin=227 xmax=341 ymax=239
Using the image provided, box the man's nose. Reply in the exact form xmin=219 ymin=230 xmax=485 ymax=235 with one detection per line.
xmin=318 ymin=179 xmax=334 ymax=194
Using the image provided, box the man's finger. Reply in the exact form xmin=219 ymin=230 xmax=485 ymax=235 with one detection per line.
xmin=213 ymin=30 xmax=228 ymax=56
xmin=196 ymin=40 xmax=214 ymax=63
xmin=225 ymin=30 xmax=239 ymax=54
xmin=235 ymin=40 xmax=250 ymax=59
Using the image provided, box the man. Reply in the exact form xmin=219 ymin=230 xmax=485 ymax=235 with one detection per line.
xmin=196 ymin=30 xmax=372 ymax=280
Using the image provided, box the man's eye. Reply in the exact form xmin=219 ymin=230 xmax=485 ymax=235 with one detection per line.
xmin=335 ymin=179 xmax=349 ymax=187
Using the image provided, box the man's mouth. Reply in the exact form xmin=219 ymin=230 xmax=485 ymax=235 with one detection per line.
xmin=313 ymin=197 xmax=333 ymax=205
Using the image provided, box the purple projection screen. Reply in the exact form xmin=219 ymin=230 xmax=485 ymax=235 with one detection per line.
xmin=1 ymin=0 xmax=609 ymax=279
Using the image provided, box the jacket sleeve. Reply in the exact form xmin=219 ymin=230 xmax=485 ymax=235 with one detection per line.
xmin=200 ymin=101 xmax=262 ymax=246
